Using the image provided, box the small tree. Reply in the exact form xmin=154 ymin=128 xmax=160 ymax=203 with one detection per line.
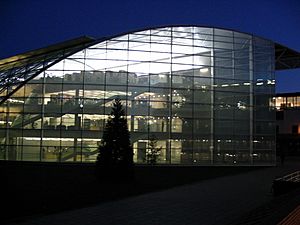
xmin=145 ymin=135 xmax=162 ymax=165
xmin=96 ymin=98 xmax=133 ymax=167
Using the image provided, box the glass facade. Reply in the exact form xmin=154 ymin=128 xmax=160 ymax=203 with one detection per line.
xmin=0 ymin=26 xmax=276 ymax=165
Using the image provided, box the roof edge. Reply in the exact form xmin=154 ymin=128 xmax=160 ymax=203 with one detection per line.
xmin=0 ymin=36 xmax=96 ymax=67
xmin=275 ymin=43 xmax=300 ymax=70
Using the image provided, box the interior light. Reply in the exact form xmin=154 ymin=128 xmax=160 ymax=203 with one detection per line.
xmin=200 ymin=68 xmax=209 ymax=73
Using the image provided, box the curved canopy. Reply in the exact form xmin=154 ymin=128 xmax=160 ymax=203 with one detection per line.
xmin=0 ymin=25 xmax=299 ymax=105
xmin=275 ymin=43 xmax=300 ymax=70
xmin=0 ymin=36 xmax=95 ymax=104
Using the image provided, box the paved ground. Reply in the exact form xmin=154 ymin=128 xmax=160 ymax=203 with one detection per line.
xmin=277 ymin=205 xmax=300 ymax=225
xmin=9 ymin=160 xmax=300 ymax=225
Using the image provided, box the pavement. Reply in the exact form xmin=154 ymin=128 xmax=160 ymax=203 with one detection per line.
xmin=277 ymin=205 xmax=300 ymax=225
xmin=8 ymin=160 xmax=300 ymax=225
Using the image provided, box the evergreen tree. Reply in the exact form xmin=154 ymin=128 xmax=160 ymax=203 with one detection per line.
xmin=96 ymin=98 xmax=133 ymax=167
xmin=145 ymin=135 xmax=162 ymax=165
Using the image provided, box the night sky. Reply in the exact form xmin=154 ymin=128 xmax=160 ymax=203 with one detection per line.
xmin=1 ymin=0 xmax=300 ymax=93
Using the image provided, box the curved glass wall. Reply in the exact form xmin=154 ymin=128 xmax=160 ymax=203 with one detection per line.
xmin=0 ymin=26 xmax=276 ymax=165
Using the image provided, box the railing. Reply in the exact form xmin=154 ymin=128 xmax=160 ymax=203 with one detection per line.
xmin=273 ymin=171 xmax=300 ymax=196
xmin=276 ymin=171 xmax=300 ymax=183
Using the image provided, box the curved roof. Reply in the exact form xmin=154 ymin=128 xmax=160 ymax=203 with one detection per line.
xmin=0 ymin=36 xmax=95 ymax=104
xmin=105 ymin=24 xmax=299 ymax=71
xmin=275 ymin=43 xmax=300 ymax=70
xmin=0 ymin=25 xmax=299 ymax=105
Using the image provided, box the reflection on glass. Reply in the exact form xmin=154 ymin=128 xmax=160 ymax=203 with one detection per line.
xmin=0 ymin=26 xmax=275 ymax=165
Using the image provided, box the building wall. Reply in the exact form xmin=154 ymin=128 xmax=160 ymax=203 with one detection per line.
xmin=275 ymin=94 xmax=300 ymax=156
xmin=277 ymin=109 xmax=300 ymax=134
xmin=0 ymin=26 xmax=276 ymax=165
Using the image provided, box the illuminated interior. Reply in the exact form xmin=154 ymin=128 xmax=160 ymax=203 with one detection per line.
xmin=274 ymin=95 xmax=300 ymax=109
xmin=0 ymin=26 xmax=276 ymax=165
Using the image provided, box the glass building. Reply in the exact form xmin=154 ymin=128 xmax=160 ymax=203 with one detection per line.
xmin=2 ymin=25 xmax=297 ymax=165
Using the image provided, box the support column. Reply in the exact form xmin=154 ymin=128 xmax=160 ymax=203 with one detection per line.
xmin=249 ymin=38 xmax=254 ymax=165
xmin=210 ymin=47 xmax=214 ymax=165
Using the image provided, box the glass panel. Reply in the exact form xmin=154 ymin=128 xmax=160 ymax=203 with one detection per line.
xmin=0 ymin=26 xmax=275 ymax=165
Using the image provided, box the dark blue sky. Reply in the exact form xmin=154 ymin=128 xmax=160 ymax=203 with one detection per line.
xmin=1 ymin=0 xmax=300 ymax=93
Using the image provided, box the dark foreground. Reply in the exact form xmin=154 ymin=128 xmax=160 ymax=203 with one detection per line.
xmin=1 ymin=159 xmax=300 ymax=224
xmin=2 ymin=161 xmax=259 ymax=223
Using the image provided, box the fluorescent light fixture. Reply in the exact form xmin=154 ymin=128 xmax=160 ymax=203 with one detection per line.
xmin=200 ymin=68 xmax=209 ymax=73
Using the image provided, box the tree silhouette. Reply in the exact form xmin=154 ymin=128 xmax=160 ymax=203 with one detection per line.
xmin=96 ymin=98 xmax=133 ymax=167
xmin=145 ymin=135 xmax=162 ymax=165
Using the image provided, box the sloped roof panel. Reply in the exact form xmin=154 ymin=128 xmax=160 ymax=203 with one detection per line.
xmin=0 ymin=36 xmax=95 ymax=104
xmin=275 ymin=43 xmax=300 ymax=70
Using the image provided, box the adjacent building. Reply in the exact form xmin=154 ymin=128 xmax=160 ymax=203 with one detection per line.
xmin=0 ymin=26 xmax=299 ymax=165
xmin=275 ymin=92 xmax=300 ymax=156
